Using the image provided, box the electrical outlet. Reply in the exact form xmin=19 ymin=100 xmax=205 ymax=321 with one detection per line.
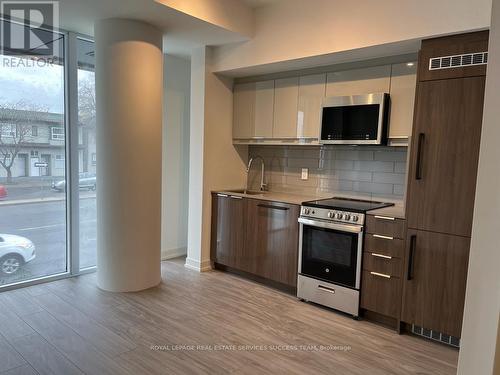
xmin=301 ymin=168 xmax=309 ymax=180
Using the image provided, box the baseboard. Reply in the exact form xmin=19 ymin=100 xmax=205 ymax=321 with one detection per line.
xmin=184 ymin=257 xmax=212 ymax=272
xmin=161 ymin=247 xmax=187 ymax=260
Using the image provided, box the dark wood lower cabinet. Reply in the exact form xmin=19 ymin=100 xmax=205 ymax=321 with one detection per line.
xmin=401 ymin=229 xmax=470 ymax=338
xmin=211 ymin=194 xmax=300 ymax=288
xmin=211 ymin=194 xmax=247 ymax=271
xmin=361 ymin=215 xmax=406 ymax=324
xmin=245 ymin=199 xmax=300 ymax=287
xmin=361 ymin=270 xmax=401 ymax=319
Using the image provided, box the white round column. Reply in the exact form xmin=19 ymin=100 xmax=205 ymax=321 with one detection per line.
xmin=95 ymin=19 xmax=162 ymax=292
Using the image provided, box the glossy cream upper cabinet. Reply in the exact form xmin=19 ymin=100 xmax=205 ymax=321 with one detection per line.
xmin=326 ymin=65 xmax=392 ymax=97
xmin=388 ymin=62 xmax=417 ymax=140
xmin=233 ymin=80 xmax=274 ymax=139
xmin=253 ymin=80 xmax=275 ymax=138
xmin=273 ymin=77 xmax=299 ymax=138
xmin=233 ymin=82 xmax=255 ymax=139
xmin=297 ymin=74 xmax=326 ymax=139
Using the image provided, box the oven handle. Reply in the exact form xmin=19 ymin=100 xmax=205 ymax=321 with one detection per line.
xmin=298 ymin=217 xmax=363 ymax=233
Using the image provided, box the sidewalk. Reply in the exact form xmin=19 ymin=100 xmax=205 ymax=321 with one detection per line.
xmin=0 ymin=192 xmax=96 ymax=206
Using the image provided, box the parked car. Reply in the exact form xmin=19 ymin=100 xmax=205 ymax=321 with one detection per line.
xmin=52 ymin=172 xmax=96 ymax=192
xmin=0 ymin=234 xmax=36 ymax=276
xmin=0 ymin=185 xmax=6 ymax=199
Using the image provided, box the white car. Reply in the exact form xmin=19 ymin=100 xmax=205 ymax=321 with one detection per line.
xmin=0 ymin=234 xmax=36 ymax=276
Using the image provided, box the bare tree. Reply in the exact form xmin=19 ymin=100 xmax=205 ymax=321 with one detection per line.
xmin=78 ymin=76 xmax=96 ymax=127
xmin=0 ymin=100 xmax=50 ymax=183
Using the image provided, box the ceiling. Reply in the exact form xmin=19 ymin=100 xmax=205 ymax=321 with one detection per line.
xmin=241 ymin=0 xmax=282 ymax=8
xmin=57 ymin=0 xmax=254 ymax=58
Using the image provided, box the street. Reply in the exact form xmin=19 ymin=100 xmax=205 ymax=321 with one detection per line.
xmin=0 ymin=185 xmax=96 ymax=286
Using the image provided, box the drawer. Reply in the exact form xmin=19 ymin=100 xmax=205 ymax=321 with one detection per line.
xmin=360 ymin=270 xmax=402 ymax=318
xmin=364 ymin=233 xmax=405 ymax=258
xmin=297 ymin=275 xmax=359 ymax=316
xmin=362 ymin=252 xmax=402 ymax=278
xmin=366 ymin=215 xmax=406 ymax=239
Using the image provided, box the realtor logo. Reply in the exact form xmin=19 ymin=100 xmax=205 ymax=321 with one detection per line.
xmin=1 ymin=1 xmax=59 ymax=56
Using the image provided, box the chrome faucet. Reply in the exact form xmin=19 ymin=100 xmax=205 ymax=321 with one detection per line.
xmin=246 ymin=156 xmax=267 ymax=191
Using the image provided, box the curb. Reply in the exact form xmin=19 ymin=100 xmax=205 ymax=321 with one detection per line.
xmin=0 ymin=195 xmax=96 ymax=207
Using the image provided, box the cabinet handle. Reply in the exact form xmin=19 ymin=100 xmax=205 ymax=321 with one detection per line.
xmin=407 ymin=235 xmax=417 ymax=280
xmin=371 ymin=253 xmax=392 ymax=260
xmin=415 ymin=133 xmax=425 ymax=180
xmin=230 ymin=195 xmax=243 ymax=200
xmin=317 ymin=285 xmax=336 ymax=294
xmin=374 ymin=215 xmax=395 ymax=221
xmin=373 ymin=234 xmax=394 ymax=240
xmin=370 ymin=271 xmax=391 ymax=279
xmin=217 ymin=193 xmax=228 ymax=197
xmin=257 ymin=204 xmax=289 ymax=211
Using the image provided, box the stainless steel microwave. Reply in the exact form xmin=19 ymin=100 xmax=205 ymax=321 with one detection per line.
xmin=319 ymin=93 xmax=390 ymax=145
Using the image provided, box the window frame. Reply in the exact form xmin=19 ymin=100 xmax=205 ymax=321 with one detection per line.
xmin=51 ymin=126 xmax=65 ymax=140
xmin=0 ymin=123 xmax=16 ymax=138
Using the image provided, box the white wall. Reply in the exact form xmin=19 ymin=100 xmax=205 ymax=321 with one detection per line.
xmin=212 ymin=0 xmax=492 ymax=74
xmin=185 ymin=46 xmax=247 ymax=272
xmin=458 ymin=0 xmax=500 ymax=373
xmin=161 ymin=54 xmax=191 ymax=259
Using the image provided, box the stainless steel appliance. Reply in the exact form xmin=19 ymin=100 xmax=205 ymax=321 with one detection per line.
xmin=319 ymin=93 xmax=389 ymax=145
xmin=297 ymin=197 xmax=393 ymax=317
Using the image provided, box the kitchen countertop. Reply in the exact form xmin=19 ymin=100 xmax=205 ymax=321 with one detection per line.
xmin=367 ymin=203 xmax=406 ymax=219
xmin=214 ymin=189 xmax=406 ymax=218
xmin=214 ymin=189 xmax=328 ymax=206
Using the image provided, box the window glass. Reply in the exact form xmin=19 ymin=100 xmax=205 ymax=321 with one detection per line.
xmin=77 ymin=38 xmax=96 ymax=269
xmin=0 ymin=21 xmax=67 ymax=285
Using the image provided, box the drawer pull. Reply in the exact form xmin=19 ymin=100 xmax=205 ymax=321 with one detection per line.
xmin=370 ymin=271 xmax=391 ymax=279
xmin=374 ymin=215 xmax=395 ymax=221
xmin=217 ymin=193 xmax=228 ymax=197
xmin=371 ymin=253 xmax=393 ymax=260
xmin=317 ymin=285 xmax=336 ymax=294
xmin=373 ymin=234 xmax=394 ymax=240
xmin=230 ymin=195 xmax=243 ymax=200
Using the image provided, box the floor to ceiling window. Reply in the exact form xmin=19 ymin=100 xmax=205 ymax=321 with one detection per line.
xmin=0 ymin=21 xmax=67 ymax=286
xmin=77 ymin=38 xmax=96 ymax=270
xmin=0 ymin=17 xmax=96 ymax=288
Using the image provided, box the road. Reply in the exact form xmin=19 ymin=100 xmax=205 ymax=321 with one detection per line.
xmin=0 ymin=197 xmax=97 ymax=286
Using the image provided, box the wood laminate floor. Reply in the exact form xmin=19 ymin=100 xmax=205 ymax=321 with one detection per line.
xmin=0 ymin=257 xmax=458 ymax=375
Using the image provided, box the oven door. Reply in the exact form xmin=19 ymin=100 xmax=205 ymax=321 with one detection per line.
xmin=298 ymin=217 xmax=363 ymax=289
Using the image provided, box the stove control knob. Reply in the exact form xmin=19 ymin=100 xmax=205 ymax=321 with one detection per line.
xmin=303 ymin=208 xmax=310 ymax=215
xmin=335 ymin=213 xmax=343 ymax=219
xmin=352 ymin=215 xmax=359 ymax=222
xmin=344 ymin=214 xmax=351 ymax=221
xmin=327 ymin=211 xmax=334 ymax=218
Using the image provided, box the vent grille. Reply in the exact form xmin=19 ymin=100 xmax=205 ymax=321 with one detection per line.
xmin=412 ymin=325 xmax=460 ymax=348
xmin=429 ymin=52 xmax=488 ymax=71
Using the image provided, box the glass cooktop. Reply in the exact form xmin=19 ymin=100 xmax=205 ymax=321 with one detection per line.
xmin=302 ymin=197 xmax=394 ymax=213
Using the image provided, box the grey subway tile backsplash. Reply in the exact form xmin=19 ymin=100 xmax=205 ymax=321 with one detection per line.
xmin=335 ymin=149 xmax=375 ymax=161
xmin=354 ymin=160 xmax=395 ymax=173
xmin=372 ymin=172 xmax=406 ymax=185
xmin=248 ymin=145 xmax=408 ymax=202
xmin=394 ymin=161 xmax=407 ymax=174
xmin=374 ymin=150 xmax=408 ymax=162
xmin=353 ymin=181 xmax=394 ymax=195
xmin=393 ymin=184 xmax=406 ymax=196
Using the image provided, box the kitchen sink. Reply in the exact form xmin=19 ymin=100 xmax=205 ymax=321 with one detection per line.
xmin=227 ymin=189 xmax=264 ymax=196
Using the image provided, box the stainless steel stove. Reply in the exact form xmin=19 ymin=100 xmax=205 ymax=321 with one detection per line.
xmin=297 ymin=197 xmax=393 ymax=317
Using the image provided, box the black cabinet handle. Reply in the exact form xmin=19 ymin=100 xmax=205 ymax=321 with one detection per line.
xmin=415 ymin=133 xmax=425 ymax=180
xmin=257 ymin=204 xmax=289 ymax=211
xmin=407 ymin=235 xmax=417 ymax=280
